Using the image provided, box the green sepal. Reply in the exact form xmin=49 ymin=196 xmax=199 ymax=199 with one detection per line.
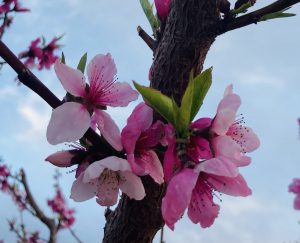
xmin=139 ymin=0 xmax=160 ymax=38
xmin=133 ymin=81 xmax=175 ymax=125
xmin=61 ymin=52 xmax=66 ymax=64
xmin=260 ymin=8 xmax=296 ymax=21
xmin=77 ymin=53 xmax=87 ymax=74
xmin=231 ymin=2 xmax=252 ymax=15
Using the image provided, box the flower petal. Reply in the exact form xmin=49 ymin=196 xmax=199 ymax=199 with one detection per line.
xmin=83 ymin=157 xmax=131 ymax=182
xmin=87 ymin=54 xmax=116 ymax=90
xmin=54 ymin=60 xmax=86 ymax=97
xmin=196 ymin=157 xmax=238 ymax=178
xmin=70 ymin=173 xmax=96 ymax=202
xmin=227 ymin=125 xmax=260 ymax=152
xmin=45 ymin=150 xmax=74 ymax=167
xmin=212 ymin=136 xmax=246 ymax=167
xmin=208 ymin=174 xmax=252 ymax=197
xmin=135 ymin=150 xmax=164 ymax=184
xmin=161 ymin=168 xmax=198 ymax=230
xmin=96 ymin=170 xmax=119 ymax=206
xmin=46 ymin=102 xmax=91 ymax=145
xmin=97 ymin=82 xmax=139 ymax=107
xmin=163 ymin=137 xmax=180 ymax=182
xmin=119 ymin=171 xmax=146 ymax=200
xmin=211 ymin=93 xmax=241 ymax=135
xmin=188 ymin=180 xmax=220 ymax=228
xmin=94 ymin=110 xmax=122 ymax=151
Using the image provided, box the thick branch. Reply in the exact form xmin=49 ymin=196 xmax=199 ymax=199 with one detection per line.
xmin=20 ymin=169 xmax=57 ymax=243
xmin=219 ymin=0 xmax=300 ymax=34
xmin=0 ymin=41 xmax=112 ymax=150
xmin=103 ymin=1 xmax=219 ymax=242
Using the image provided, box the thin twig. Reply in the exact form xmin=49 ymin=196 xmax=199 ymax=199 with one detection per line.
xmin=20 ymin=169 xmax=57 ymax=243
xmin=219 ymin=0 xmax=300 ymax=34
xmin=68 ymin=228 xmax=83 ymax=243
xmin=137 ymin=26 xmax=156 ymax=51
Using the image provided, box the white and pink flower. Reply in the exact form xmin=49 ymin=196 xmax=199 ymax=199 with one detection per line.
xmin=70 ymin=156 xmax=145 ymax=206
xmin=46 ymin=54 xmax=138 ymax=151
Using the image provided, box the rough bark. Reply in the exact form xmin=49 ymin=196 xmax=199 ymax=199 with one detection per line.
xmin=103 ymin=1 xmax=219 ymax=242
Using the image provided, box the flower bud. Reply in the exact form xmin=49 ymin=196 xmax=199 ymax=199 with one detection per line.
xmin=45 ymin=151 xmax=74 ymax=167
xmin=154 ymin=0 xmax=170 ymax=20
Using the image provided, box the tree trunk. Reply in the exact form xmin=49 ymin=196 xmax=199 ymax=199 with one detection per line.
xmin=103 ymin=1 xmax=219 ymax=242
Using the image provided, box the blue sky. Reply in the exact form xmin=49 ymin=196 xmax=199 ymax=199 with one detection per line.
xmin=0 ymin=1 xmax=300 ymax=242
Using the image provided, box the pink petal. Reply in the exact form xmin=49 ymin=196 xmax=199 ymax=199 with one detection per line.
xmin=163 ymin=137 xmax=180 ymax=182
xmin=126 ymin=102 xmax=153 ymax=132
xmin=45 ymin=150 xmax=74 ymax=167
xmin=46 ymin=102 xmax=91 ymax=145
xmin=70 ymin=173 xmax=96 ymax=202
xmin=135 ymin=150 xmax=164 ymax=184
xmin=87 ymin=53 xmax=116 ymax=91
xmin=136 ymin=121 xmax=165 ymax=149
xmin=196 ymin=157 xmax=238 ymax=178
xmin=211 ymin=93 xmax=241 ymax=135
xmin=223 ymin=84 xmax=233 ymax=96
xmin=227 ymin=125 xmax=260 ymax=152
xmin=289 ymin=179 xmax=300 ymax=193
xmin=96 ymin=170 xmax=119 ymax=206
xmin=188 ymin=180 xmax=220 ymax=228
xmin=54 ymin=60 xmax=86 ymax=97
xmin=212 ymin=136 xmax=246 ymax=167
xmin=96 ymin=82 xmax=139 ymax=107
xmin=83 ymin=157 xmax=131 ymax=183
xmin=94 ymin=110 xmax=122 ymax=151
xmin=187 ymin=137 xmax=212 ymax=161
xmin=119 ymin=171 xmax=146 ymax=200
xmin=121 ymin=102 xmax=153 ymax=154
xmin=154 ymin=0 xmax=170 ymax=19
xmin=190 ymin=118 xmax=212 ymax=130
xmin=161 ymin=168 xmax=198 ymax=230
xmin=207 ymin=174 xmax=252 ymax=197
xmin=294 ymin=195 xmax=300 ymax=210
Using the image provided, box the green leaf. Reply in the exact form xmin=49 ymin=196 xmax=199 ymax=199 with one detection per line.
xmin=139 ymin=0 xmax=160 ymax=37
xmin=77 ymin=53 xmax=87 ymax=74
xmin=133 ymin=81 xmax=175 ymax=125
xmin=61 ymin=52 xmax=66 ymax=64
xmin=260 ymin=11 xmax=296 ymax=21
xmin=178 ymin=71 xmax=195 ymax=132
xmin=231 ymin=2 xmax=252 ymax=15
xmin=189 ymin=67 xmax=212 ymax=121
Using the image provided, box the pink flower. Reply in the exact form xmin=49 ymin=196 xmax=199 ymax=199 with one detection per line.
xmin=162 ymin=164 xmax=251 ymax=230
xmin=47 ymin=188 xmax=75 ymax=228
xmin=121 ymin=103 xmax=164 ymax=184
xmin=47 ymin=54 xmax=138 ymax=151
xmin=38 ymin=37 xmax=60 ymax=70
xmin=18 ymin=38 xmax=43 ymax=69
xmin=210 ymin=84 xmax=260 ymax=166
xmin=289 ymin=179 xmax=300 ymax=210
xmin=70 ymin=156 xmax=145 ymax=206
xmin=154 ymin=0 xmax=170 ymax=20
xmin=161 ymin=85 xmax=259 ymax=229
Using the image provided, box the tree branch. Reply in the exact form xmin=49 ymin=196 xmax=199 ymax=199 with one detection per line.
xmin=137 ymin=26 xmax=156 ymax=51
xmin=20 ymin=169 xmax=57 ymax=243
xmin=219 ymin=0 xmax=300 ymax=34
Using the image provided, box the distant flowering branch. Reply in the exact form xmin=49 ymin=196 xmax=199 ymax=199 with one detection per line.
xmin=0 ymin=160 xmax=81 ymax=243
xmin=18 ymin=36 xmax=63 ymax=71
xmin=0 ymin=0 xmax=29 ymax=39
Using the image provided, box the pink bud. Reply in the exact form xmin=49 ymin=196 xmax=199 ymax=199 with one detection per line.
xmin=154 ymin=0 xmax=170 ymax=20
xmin=45 ymin=151 xmax=74 ymax=167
